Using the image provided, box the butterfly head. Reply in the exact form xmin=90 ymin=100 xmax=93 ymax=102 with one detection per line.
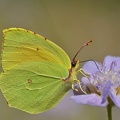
xmin=71 ymin=59 xmax=78 ymax=68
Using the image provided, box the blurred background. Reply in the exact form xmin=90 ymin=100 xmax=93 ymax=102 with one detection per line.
xmin=0 ymin=0 xmax=120 ymax=120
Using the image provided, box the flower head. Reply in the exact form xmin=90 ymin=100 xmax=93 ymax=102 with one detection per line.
xmin=71 ymin=56 xmax=120 ymax=107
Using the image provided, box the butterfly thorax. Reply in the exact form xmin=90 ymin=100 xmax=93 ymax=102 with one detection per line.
xmin=64 ymin=60 xmax=79 ymax=83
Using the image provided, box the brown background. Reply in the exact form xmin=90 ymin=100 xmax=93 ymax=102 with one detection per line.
xmin=0 ymin=0 xmax=120 ymax=120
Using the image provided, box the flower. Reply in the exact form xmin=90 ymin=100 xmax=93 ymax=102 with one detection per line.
xmin=71 ymin=56 xmax=120 ymax=107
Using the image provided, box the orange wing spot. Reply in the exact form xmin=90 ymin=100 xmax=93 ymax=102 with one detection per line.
xmin=25 ymin=29 xmax=40 ymax=37
xmin=26 ymin=29 xmax=29 ymax=33
xmin=36 ymin=48 xmax=39 ymax=51
xmin=17 ymin=28 xmax=21 ymax=31
xmin=28 ymin=79 xmax=32 ymax=83
xmin=8 ymin=29 xmax=12 ymax=32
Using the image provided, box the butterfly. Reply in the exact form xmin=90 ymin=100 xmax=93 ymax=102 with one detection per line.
xmin=0 ymin=28 xmax=92 ymax=114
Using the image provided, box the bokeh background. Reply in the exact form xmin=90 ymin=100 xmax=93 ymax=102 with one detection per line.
xmin=0 ymin=0 xmax=120 ymax=120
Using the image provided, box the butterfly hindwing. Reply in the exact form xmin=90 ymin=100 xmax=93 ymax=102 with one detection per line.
xmin=0 ymin=61 xmax=71 ymax=114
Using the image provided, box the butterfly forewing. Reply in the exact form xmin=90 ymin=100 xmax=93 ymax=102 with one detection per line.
xmin=2 ymin=28 xmax=71 ymax=71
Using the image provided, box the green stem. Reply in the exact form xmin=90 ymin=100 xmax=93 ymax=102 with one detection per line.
xmin=107 ymin=104 xmax=112 ymax=120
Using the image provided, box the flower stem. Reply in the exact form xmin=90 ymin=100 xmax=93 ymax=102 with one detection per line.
xmin=107 ymin=104 xmax=112 ymax=120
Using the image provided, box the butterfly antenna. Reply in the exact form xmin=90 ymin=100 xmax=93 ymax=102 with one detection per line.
xmin=79 ymin=59 xmax=100 ymax=71
xmin=72 ymin=40 xmax=92 ymax=61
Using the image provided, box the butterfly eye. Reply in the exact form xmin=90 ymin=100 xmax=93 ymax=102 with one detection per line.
xmin=71 ymin=61 xmax=77 ymax=67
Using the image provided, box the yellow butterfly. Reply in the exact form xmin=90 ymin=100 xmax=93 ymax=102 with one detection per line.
xmin=0 ymin=28 xmax=92 ymax=114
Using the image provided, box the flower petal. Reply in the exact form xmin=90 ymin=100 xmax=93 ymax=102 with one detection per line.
xmin=109 ymin=87 xmax=120 ymax=108
xmin=101 ymin=81 xmax=112 ymax=104
xmin=81 ymin=77 xmax=90 ymax=84
xmin=103 ymin=56 xmax=120 ymax=70
xmin=82 ymin=61 xmax=102 ymax=75
xmin=71 ymin=94 xmax=108 ymax=107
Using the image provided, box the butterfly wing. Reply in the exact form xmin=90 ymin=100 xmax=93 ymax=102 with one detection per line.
xmin=2 ymin=28 xmax=71 ymax=71
xmin=0 ymin=61 xmax=71 ymax=114
xmin=0 ymin=28 xmax=72 ymax=114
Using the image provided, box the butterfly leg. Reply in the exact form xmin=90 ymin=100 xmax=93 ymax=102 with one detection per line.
xmin=72 ymin=82 xmax=78 ymax=92
xmin=71 ymin=68 xmax=89 ymax=94
xmin=72 ymin=79 xmax=87 ymax=94
xmin=77 ymin=68 xmax=89 ymax=77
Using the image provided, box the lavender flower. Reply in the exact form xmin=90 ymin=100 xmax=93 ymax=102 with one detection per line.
xmin=71 ymin=56 xmax=120 ymax=108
